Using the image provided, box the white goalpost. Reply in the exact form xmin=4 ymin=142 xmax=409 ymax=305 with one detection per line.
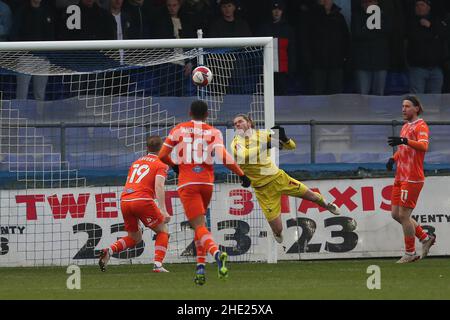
xmin=0 ymin=37 xmax=277 ymax=267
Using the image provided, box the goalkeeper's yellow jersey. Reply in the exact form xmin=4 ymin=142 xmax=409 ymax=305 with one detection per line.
xmin=231 ymin=129 xmax=296 ymax=188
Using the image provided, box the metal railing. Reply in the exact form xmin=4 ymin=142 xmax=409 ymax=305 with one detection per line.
xmin=19 ymin=120 xmax=450 ymax=166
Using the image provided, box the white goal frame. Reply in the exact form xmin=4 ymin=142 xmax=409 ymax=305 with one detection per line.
xmin=0 ymin=38 xmax=278 ymax=264
xmin=0 ymin=38 xmax=275 ymax=129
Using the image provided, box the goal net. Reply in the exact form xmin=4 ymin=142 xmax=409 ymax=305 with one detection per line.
xmin=0 ymin=38 xmax=275 ymax=267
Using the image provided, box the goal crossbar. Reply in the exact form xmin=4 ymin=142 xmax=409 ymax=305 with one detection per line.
xmin=0 ymin=38 xmax=274 ymax=51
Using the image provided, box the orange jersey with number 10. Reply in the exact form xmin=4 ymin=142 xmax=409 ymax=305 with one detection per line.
xmin=162 ymin=120 xmax=225 ymax=188
xmin=394 ymin=119 xmax=429 ymax=183
xmin=121 ymin=154 xmax=168 ymax=201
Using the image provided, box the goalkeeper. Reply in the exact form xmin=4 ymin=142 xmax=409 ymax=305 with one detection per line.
xmin=231 ymin=114 xmax=341 ymax=243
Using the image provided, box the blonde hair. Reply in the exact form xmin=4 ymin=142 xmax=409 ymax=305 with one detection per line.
xmin=233 ymin=114 xmax=255 ymax=128
xmin=404 ymin=95 xmax=424 ymax=115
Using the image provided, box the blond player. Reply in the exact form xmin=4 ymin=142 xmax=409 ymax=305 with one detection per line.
xmin=231 ymin=114 xmax=341 ymax=244
xmin=98 ymin=136 xmax=171 ymax=273
xmin=386 ymin=95 xmax=436 ymax=263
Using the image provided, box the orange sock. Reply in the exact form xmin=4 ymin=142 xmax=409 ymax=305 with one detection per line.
xmin=154 ymin=232 xmax=169 ymax=264
xmin=404 ymin=236 xmax=416 ymax=254
xmin=110 ymin=236 xmax=136 ymax=254
xmin=195 ymin=225 xmax=219 ymax=257
xmin=415 ymin=225 xmax=429 ymax=242
xmin=194 ymin=233 xmax=206 ymax=265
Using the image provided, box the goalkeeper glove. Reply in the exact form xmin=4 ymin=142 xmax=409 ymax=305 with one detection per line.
xmin=171 ymin=165 xmax=179 ymax=175
xmin=271 ymin=125 xmax=289 ymax=143
xmin=388 ymin=136 xmax=408 ymax=147
xmin=386 ymin=158 xmax=395 ymax=171
xmin=240 ymin=175 xmax=251 ymax=188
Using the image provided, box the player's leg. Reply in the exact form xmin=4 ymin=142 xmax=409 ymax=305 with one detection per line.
xmin=301 ymin=189 xmax=341 ymax=215
xmin=99 ymin=230 xmax=141 ymax=272
xmin=193 ymin=231 xmax=207 ymax=285
xmin=99 ymin=201 xmax=141 ymax=272
xmin=396 ymin=205 xmax=420 ymax=263
xmin=391 ymin=182 xmax=416 ymax=263
xmin=179 ymin=185 xmax=227 ymax=282
xmin=396 ymin=182 xmax=429 ymax=263
xmin=197 ymin=185 xmax=228 ymax=280
xmin=280 ymin=171 xmax=340 ymax=215
xmin=190 ymin=216 xmax=228 ymax=280
xmin=402 ymin=182 xmax=435 ymax=259
xmin=151 ymin=222 xmax=170 ymax=273
xmin=268 ymin=216 xmax=283 ymax=244
xmin=188 ymin=215 xmax=209 ymax=284
xmin=391 ymin=181 xmax=402 ymax=225
xmin=391 ymin=205 xmax=401 ymax=224
xmin=410 ymin=217 xmax=435 ymax=258
xmin=253 ymin=185 xmax=283 ymax=243
xmin=178 ymin=186 xmax=210 ymax=278
xmin=136 ymin=201 xmax=169 ymax=272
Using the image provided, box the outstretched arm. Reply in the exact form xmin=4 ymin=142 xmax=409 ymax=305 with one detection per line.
xmin=271 ymin=126 xmax=296 ymax=150
xmin=217 ymin=144 xmax=244 ymax=177
xmin=217 ymin=141 xmax=250 ymax=188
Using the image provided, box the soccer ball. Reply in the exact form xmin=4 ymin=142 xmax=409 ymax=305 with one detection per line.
xmin=192 ymin=66 xmax=213 ymax=87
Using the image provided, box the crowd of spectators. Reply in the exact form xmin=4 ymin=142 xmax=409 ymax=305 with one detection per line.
xmin=1 ymin=0 xmax=450 ymax=96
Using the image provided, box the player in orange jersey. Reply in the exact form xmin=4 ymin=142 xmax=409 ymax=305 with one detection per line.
xmin=99 ymin=136 xmax=171 ymax=272
xmin=158 ymin=100 xmax=250 ymax=285
xmin=386 ymin=95 xmax=436 ymax=263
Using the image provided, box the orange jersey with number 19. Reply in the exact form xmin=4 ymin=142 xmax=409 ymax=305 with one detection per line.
xmin=121 ymin=154 xmax=168 ymax=201
xmin=394 ymin=119 xmax=429 ymax=183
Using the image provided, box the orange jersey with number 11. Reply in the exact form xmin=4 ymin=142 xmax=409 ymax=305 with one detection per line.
xmin=394 ymin=119 xmax=429 ymax=183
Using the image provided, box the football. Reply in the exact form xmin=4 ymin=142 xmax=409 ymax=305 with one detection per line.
xmin=192 ymin=66 xmax=213 ymax=87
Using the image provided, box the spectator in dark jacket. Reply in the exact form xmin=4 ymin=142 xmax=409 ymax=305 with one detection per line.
xmin=11 ymin=0 xmax=55 ymax=100
xmin=100 ymin=0 xmax=132 ymax=96
xmin=406 ymin=0 xmax=449 ymax=93
xmin=153 ymin=0 xmax=195 ymax=39
xmin=352 ymin=0 xmax=392 ymax=95
xmin=3 ymin=0 xmax=27 ymax=14
xmin=402 ymin=0 xmax=450 ymax=21
xmin=106 ymin=0 xmax=132 ymax=40
xmin=0 ymin=0 xmax=12 ymax=41
xmin=258 ymin=0 xmax=296 ymax=95
xmin=182 ymin=0 xmax=212 ymax=35
xmin=122 ymin=0 xmax=152 ymax=38
xmin=382 ymin=0 xmax=406 ymax=72
xmin=57 ymin=0 xmax=111 ymax=40
xmin=208 ymin=0 xmax=252 ymax=37
xmin=302 ymin=0 xmax=350 ymax=95
xmin=152 ymin=0 xmax=195 ymax=96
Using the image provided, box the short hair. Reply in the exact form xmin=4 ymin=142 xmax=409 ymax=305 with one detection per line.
xmin=147 ymin=136 xmax=163 ymax=153
xmin=404 ymin=95 xmax=424 ymax=115
xmin=190 ymin=100 xmax=208 ymax=120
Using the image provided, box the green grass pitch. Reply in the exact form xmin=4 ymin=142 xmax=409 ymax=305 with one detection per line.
xmin=1 ymin=258 xmax=449 ymax=300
